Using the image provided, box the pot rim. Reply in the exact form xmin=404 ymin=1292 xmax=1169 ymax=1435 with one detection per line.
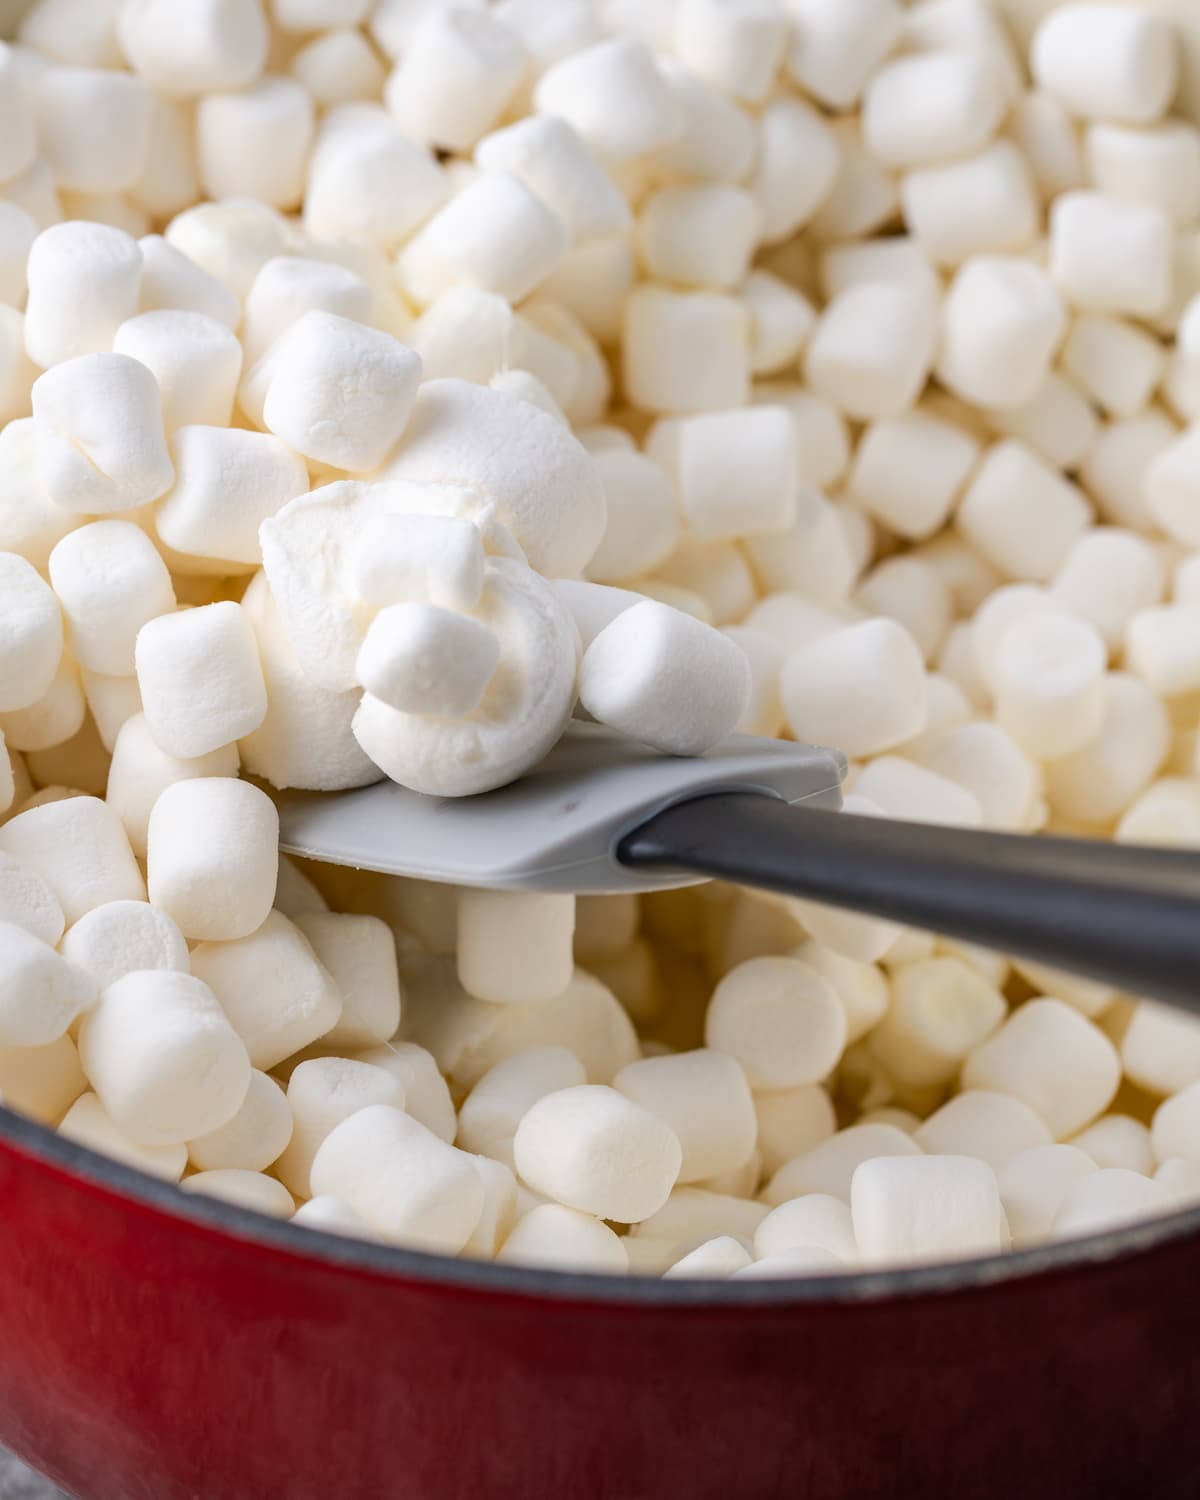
xmin=4 ymin=1102 xmax=1197 ymax=1308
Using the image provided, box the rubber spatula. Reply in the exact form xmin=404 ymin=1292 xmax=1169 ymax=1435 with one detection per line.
xmin=274 ymin=722 xmax=1200 ymax=1017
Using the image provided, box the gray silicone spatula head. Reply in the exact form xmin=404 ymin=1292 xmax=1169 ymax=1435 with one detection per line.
xmin=274 ymin=723 xmax=847 ymax=893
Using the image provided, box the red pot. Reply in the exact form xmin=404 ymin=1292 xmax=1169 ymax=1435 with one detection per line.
xmin=0 ymin=1105 xmax=1197 ymax=1500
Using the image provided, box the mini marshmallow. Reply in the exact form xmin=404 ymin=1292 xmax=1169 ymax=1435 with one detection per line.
xmin=458 ymin=1046 xmax=588 ymax=1169
xmin=292 ymin=1195 xmax=379 ymax=1239
xmin=637 ymin=185 xmax=761 ymax=292
xmin=78 ymin=969 xmax=250 ymax=1146
xmin=293 ymin=913 xmax=401 ymax=1051
xmin=0 ymin=553 xmax=63 ymax=715
xmin=0 ymin=851 xmax=64 ymax=946
xmin=805 ymin=282 xmax=938 ymax=422
xmin=705 ymin=955 xmax=846 ymax=1092
xmin=1121 ymin=1001 xmax=1200 ymax=1097
xmin=917 ymin=723 xmax=1043 ymax=831
xmin=964 ymin=999 xmax=1120 ymax=1140
xmin=622 ymin=286 xmax=749 ymax=415
xmin=991 ymin=612 xmax=1107 ymax=761
xmin=271 ymin=0 xmax=373 ymax=29
xmin=614 ymin=1049 xmax=756 ymax=1184
xmin=855 ymin=557 xmax=951 ymax=665
xmin=498 ymin=1202 xmax=628 ymax=1272
xmin=59 ymin=900 xmax=188 ymax=991
xmin=902 ymin=141 xmax=1040 ymax=266
xmin=742 ymin=487 xmax=858 ymax=607
xmin=652 ymin=537 xmax=755 ymax=624
xmin=310 ymin=1104 xmax=484 ymax=1252
xmin=181 ymin=1169 xmax=295 ymax=1218
xmin=1145 ymin=426 xmax=1200 ymax=547
xmin=1086 ymin=120 xmax=1200 ymax=229
xmin=1061 ymin=317 xmax=1165 ymax=422
xmin=164 ymin=198 xmax=289 ymax=304
xmin=733 ymin=1246 xmax=846 ymax=1277
xmin=780 ymin=619 xmax=928 ymax=761
xmin=59 ymin=1091 xmax=187 ymax=1181
xmin=0 ymin=654 xmax=86 ymax=754
xmin=0 ymin=796 xmax=144 ymax=925
xmin=290 ymin=27 xmax=386 ymax=108
xmin=938 ymin=256 xmax=1067 ymax=412
xmin=48 ymin=522 xmax=174 ymax=678
xmin=870 ymin=957 xmax=1006 ymax=1090
xmin=354 ymin=1040 xmax=458 ymax=1144
xmin=1052 ymin=529 xmax=1166 ymax=651
xmin=579 ymin=600 xmax=750 ymax=757
xmin=863 ymin=51 xmax=1008 ymax=170
xmin=189 ymin=910 xmax=341 ymax=1071
xmin=585 ymin=451 xmax=680 ymax=584
xmin=998 ymin=1143 xmax=1099 ymax=1245
xmin=818 ymin=236 xmax=939 ymax=304
xmin=136 ymin=235 xmax=239 ymax=330
xmin=461 ymin=1155 xmax=519 ymax=1258
xmin=663 ymin=1235 xmax=753 ymax=1279
xmin=1052 ymin=1167 xmax=1175 ymax=1239
xmin=385 ymin=8 xmax=524 ymax=153
xmin=1071 ymin=1115 xmax=1154 ymax=1175
xmin=303 ymin=116 xmax=447 ymax=253
xmin=355 ymin=604 xmax=500 ymax=719
xmin=1117 ymin=778 xmax=1200 ymax=848
xmin=721 ymin=626 xmax=784 ymax=739
xmin=957 ymin=441 xmax=1092 ymax=582
xmin=750 ymin=97 xmax=840 ymax=246
xmin=187 ymin=1068 xmax=292 ymax=1174
xmin=113 ymin=310 xmax=241 ymax=433
xmin=754 ymin=1193 xmax=858 ymax=1263
xmin=534 ymin=36 xmax=681 ymax=165
xmin=513 ymin=1083 xmax=681 ymax=1223
xmin=146 ymin=778 xmax=278 ymax=943
xmin=1152 ymin=1082 xmax=1200 ymax=1165
xmin=135 ymin=602 xmax=267 ymax=759
xmin=914 ymin=1090 xmax=1053 ymax=1171
xmin=478 ymin=116 xmax=628 ymax=250
xmin=457 ymin=891 xmax=575 ymax=1007
xmin=117 ymin=0 xmax=268 ymax=95
xmin=23 ymin=222 xmax=142 ymax=370
xmin=126 ymin=94 xmax=199 ymax=221
xmin=274 ymin=1056 xmax=406 ymax=1198
xmin=673 ymin=0 xmax=785 ymax=105
xmin=0 ymin=43 xmax=37 ymax=184
xmin=398 ymin=172 xmax=569 ymax=310
xmin=105 ymin=714 xmax=239 ymax=859
xmin=1050 ymin=192 xmax=1172 ymax=319
xmin=0 ymin=203 xmax=35 ymax=310
xmin=196 ymin=77 xmax=314 ymax=211
xmin=849 ymin=410 xmax=980 ymax=542
xmin=851 ymin=1154 xmax=1009 ymax=1266
xmin=793 ymin=941 xmax=889 ymax=1046
xmin=32 ymin=353 xmax=173 ymax=515
xmin=0 ymin=920 xmax=92 ymax=1047
xmin=1031 ymin=4 xmax=1178 ymax=125
xmin=785 ymin=0 xmax=903 ymax=111
xmin=763 ymin=1124 xmax=922 ymax=1206
xmin=350 ymin=513 xmax=486 ymax=613
xmin=740 ymin=271 xmax=815 ymax=378
xmin=674 ymin=407 xmax=796 ymax=542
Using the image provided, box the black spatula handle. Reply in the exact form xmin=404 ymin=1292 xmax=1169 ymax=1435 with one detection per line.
xmin=618 ymin=793 xmax=1200 ymax=1015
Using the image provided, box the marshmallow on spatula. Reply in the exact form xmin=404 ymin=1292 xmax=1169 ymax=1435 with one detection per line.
xmin=48 ymin=522 xmax=174 ymax=676
xmin=513 ymin=1083 xmax=681 ymax=1223
xmin=78 ymin=969 xmax=250 ymax=1146
xmin=274 ymin=1056 xmax=406 ymax=1198
xmin=32 ymin=353 xmax=174 ymax=515
xmin=135 ymin=602 xmax=267 ymax=759
xmin=578 ymin=600 xmax=750 ymax=757
xmin=59 ymin=900 xmax=188 ymax=991
xmin=112 ymin=310 xmax=242 ymax=432
xmin=0 ymin=921 xmax=92 ymax=1047
xmin=310 ymin=1103 xmax=484 ymax=1252
xmin=613 ymin=1049 xmax=757 ymax=1184
xmin=355 ymin=604 xmax=500 ymax=719
xmin=293 ymin=913 xmax=401 ymax=1051
xmin=23 ymin=222 xmax=142 ymax=370
xmin=189 ymin=910 xmax=341 ymax=1071
xmin=851 ymin=1154 xmax=1010 ymax=1266
xmin=0 ymin=553 xmax=63 ymax=714
xmin=146 ymin=778 xmax=278 ymax=943
xmin=0 ymin=796 xmax=144 ymax=925
xmin=350 ymin=513 xmax=485 ymax=613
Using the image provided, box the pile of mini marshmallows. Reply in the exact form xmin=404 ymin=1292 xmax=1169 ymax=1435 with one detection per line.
xmin=0 ymin=0 xmax=1199 ymax=1279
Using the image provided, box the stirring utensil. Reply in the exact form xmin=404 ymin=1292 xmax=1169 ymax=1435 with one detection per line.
xmin=275 ymin=723 xmax=1200 ymax=1016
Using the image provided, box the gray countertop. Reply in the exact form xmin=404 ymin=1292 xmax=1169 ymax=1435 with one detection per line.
xmin=0 ymin=1451 xmax=64 ymax=1498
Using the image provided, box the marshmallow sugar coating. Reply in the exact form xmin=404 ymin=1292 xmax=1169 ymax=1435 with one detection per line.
xmin=1 ymin=0 xmax=1199 ymax=1277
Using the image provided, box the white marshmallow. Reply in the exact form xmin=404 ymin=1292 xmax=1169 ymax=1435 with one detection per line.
xmin=938 ymin=256 xmax=1067 ymax=412
xmin=146 ymin=778 xmax=277 ymax=943
xmin=181 ymin=1169 xmax=294 ymax=1218
xmin=187 ymin=1068 xmax=292 ymax=1174
xmin=1052 ymin=529 xmax=1166 ymax=651
xmin=274 ymin=1056 xmax=406 ymax=1198
xmin=117 ymin=0 xmax=269 ymax=96
xmin=32 ymin=64 xmax=150 ymax=195
xmin=0 ymin=42 xmax=37 ymax=184
xmin=354 ymin=1040 xmax=458 ymax=1143
xmin=1032 ymin=4 xmax=1178 ymax=125
xmin=0 ymin=920 xmax=92 ymax=1047
xmin=805 ymin=282 xmax=938 ymax=422
xmin=0 ymin=652 xmax=85 ymax=754
xmin=0 ymin=850 xmax=64 ymax=946
xmin=32 ymin=353 xmax=173 ymax=515
xmin=1008 ymin=89 xmax=1084 ymax=205
xmin=818 ymin=236 xmax=939 ymax=304
xmin=793 ymin=940 xmax=889 ymax=1046
xmin=59 ymin=899 xmax=187 ymax=991
xmin=870 ymin=957 xmax=1006 ymax=1090
xmin=113 ymin=310 xmax=242 ymax=433
xmin=674 ymin=406 xmax=795 ymax=542
xmin=785 ymin=0 xmax=903 ymax=110
xmin=303 ymin=116 xmax=447 ymax=253
xmin=23 ymin=222 xmax=142 ymax=370
xmin=754 ymin=1193 xmax=857 ymax=1263
xmin=350 ymin=513 xmax=486 ymax=613
xmin=1145 ymin=425 xmax=1200 ymax=547
xmin=579 ymin=600 xmax=750 ymax=757
xmin=750 ymin=97 xmax=839 ymax=246
xmin=59 ymin=1091 xmax=187 ymax=1181
xmin=672 ymin=0 xmax=784 ymax=105
xmin=780 ymin=618 xmax=928 ymax=761
xmin=1117 ymin=779 xmax=1200 ymax=849
xmin=385 ymin=8 xmax=524 ymax=154
xmin=637 ymin=185 xmax=761 ymax=291
xmin=48 ymin=522 xmax=174 ymax=677
xmin=291 ymin=1195 xmax=379 ymax=1239
xmin=721 ymin=625 xmax=784 ymax=739
xmin=498 ymin=1202 xmax=628 ymax=1272
xmin=585 ymin=451 xmax=680 ymax=584
xmin=987 ymin=372 xmax=1099 ymax=475
xmin=809 ymin=118 xmax=900 ymax=244
xmin=998 ymin=1143 xmax=1099 ymax=1245
xmin=741 ymin=271 xmax=815 ymax=377
xmin=534 ymin=36 xmax=681 ymax=165
xmin=196 ymin=77 xmax=314 ymax=211
xmin=293 ymin=913 xmax=401 ymax=1051
xmin=1052 ymin=1167 xmax=1175 ymax=1239
xmin=853 ymin=756 xmax=983 ymax=828
xmin=614 ymin=1049 xmax=756 ymax=1184
xmin=1050 ymin=192 xmax=1172 ymax=319
xmin=1121 ymin=1001 xmax=1200 ymax=1096
xmin=622 ymin=285 xmax=749 ymax=415
xmin=458 ymin=1046 xmax=588 ymax=1169
xmin=1061 ymin=317 xmax=1165 ymax=422
xmin=0 ymin=1032 xmax=85 ymax=1124
xmin=851 ymin=1154 xmax=1009 ymax=1266
xmin=290 ymin=27 xmax=386 ymax=108
xmin=1152 ymin=1083 xmax=1200 ymax=1165
xmin=0 ymin=552 xmax=63 ymax=715
xmin=917 ymin=723 xmax=1043 ymax=831
xmin=189 ymin=910 xmax=341 ymax=1071
xmin=105 ymin=713 xmax=238 ymax=859
xmin=136 ymin=235 xmax=240 ymax=330
xmin=78 ymin=969 xmax=250 ymax=1146
xmin=457 ymin=890 xmax=575 ymax=1008
xmin=663 ymin=1235 xmax=753 ymax=1279
xmin=513 ymin=1083 xmax=681 ymax=1223
xmin=270 ymin=0 xmax=373 ymax=29
xmin=849 ymin=410 xmax=980 ymax=542
xmin=476 ymin=116 xmax=628 ymax=248
xmin=1155 ymin=1157 xmax=1200 ymax=1205
xmin=243 ymin=252 xmax=375 ymax=366
xmin=652 ymin=537 xmax=754 ymax=624
xmin=991 ymin=612 xmax=1107 ymax=761
xmin=398 ymin=172 xmax=568 ymax=310
xmin=0 ymin=203 xmax=35 ymax=309
xmin=902 ymin=141 xmax=1039 ymax=266
xmin=855 ymin=557 xmax=951 ymax=665
xmin=705 ymin=955 xmax=846 ymax=1092
xmin=733 ymin=1246 xmax=845 ymax=1277
xmin=957 ymin=441 xmax=1092 ymax=582
xmin=764 ymin=1123 xmax=921 ymax=1206
xmin=135 ymin=602 xmax=267 ymax=759
xmin=460 ymin=1154 xmax=518 ymax=1258
xmin=0 ymin=795 xmax=144 ymax=924
xmin=914 ymin=1090 xmax=1053 ymax=1171
xmin=1071 ymin=1115 xmax=1154 ymax=1175
xmin=753 ymin=1085 xmax=836 ymax=1179
xmin=1086 ymin=121 xmax=1200 ymax=230
xmin=742 ymin=487 xmax=858 ymax=607
xmin=864 ymin=51 xmax=1008 ymax=170
xmin=164 ymin=198 xmax=288 ymax=302
xmin=310 ymin=1103 xmax=484 ymax=1252
xmin=355 ymin=603 xmax=499 ymax=719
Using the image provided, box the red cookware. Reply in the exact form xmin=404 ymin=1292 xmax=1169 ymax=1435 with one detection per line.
xmin=0 ymin=1105 xmax=1196 ymax=1500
